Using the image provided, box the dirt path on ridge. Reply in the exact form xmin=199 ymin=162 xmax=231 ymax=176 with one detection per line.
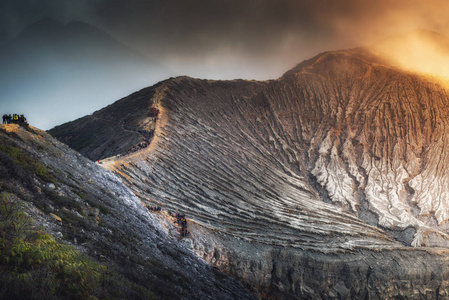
xmin=99 ymin=97 xmax=168 ymax=172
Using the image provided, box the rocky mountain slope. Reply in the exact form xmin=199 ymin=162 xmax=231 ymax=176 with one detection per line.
xmin=49 ymin=42 xmax=449 ymax=298
xmin=49 ymin=84 xmax=162 ymax=160
xmin=0 ymin=123 xmax=255 ymax=299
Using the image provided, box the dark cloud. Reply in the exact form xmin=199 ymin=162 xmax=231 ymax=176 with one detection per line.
xmin=90 ymin=0 xmax=320 ymax=55
xmin=3 ymin=0 xmax=449 ymax=77
xmin=81 ymin=0 xmax=449 ymax=78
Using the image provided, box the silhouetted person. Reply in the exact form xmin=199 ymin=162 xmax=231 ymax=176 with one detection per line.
xmin=2 ymin=114 xmax=6 ymax=124
xmin=181 ymin=227 xmax=189 ymax=237
xmin=7 ymin=114 xmax=12 ymax=124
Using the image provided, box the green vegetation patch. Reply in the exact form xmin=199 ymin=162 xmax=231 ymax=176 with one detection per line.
xmin=0 ymin=192 xmax=154 ymax=299
xmin=0 ymin=193 xmax=107 ymax=298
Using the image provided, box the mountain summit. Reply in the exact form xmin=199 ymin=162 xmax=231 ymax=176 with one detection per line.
xmin=50 ymin=32 xmax=449 ymax=298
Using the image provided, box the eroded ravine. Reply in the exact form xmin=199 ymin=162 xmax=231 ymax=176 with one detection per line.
xmin=104 ymin=76 xmax=403 ymax=252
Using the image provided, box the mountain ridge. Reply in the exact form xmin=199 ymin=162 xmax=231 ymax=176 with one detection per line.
xmin=50 ymin=46 xmax=449 ymax=243
xmin=47 ymin=34 xmax=449 ymax=298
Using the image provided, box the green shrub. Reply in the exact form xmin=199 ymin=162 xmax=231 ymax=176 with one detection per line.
xmin=0 ymin=192 xmax=155 ymax=299
xmin=4 ymin=233 xmax=109 ymax=297
xmin=0 ymin=193 xmax=106 ymax=297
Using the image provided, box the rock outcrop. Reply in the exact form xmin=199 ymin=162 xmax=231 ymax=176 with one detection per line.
xmin=50 ymin=45 xmax=449 ymax=298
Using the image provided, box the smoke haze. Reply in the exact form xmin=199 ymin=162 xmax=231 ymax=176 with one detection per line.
xmin=2 ymin=0 xmax=449 ymax=128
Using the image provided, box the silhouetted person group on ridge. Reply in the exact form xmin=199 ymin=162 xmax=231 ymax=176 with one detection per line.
xmin=2 ymin=114 xmax=27 ymax=125
xmin=147 ymin=206 xmax=161 ymax=211
xmin=117 ymin=132 xmax=154 ymax=158
xmin=147 ymin=206 xmax=190 ymax=237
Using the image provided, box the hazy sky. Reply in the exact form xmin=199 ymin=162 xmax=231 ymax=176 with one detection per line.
xmin=3 ymin=0 xmax=449 ymax=79
xmin=1 ymin=0 xmax=449 ymax=129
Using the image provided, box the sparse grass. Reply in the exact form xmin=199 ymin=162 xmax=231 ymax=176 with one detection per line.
xmin=0 ymin=192 xmax=156 ymax=299
xmin=0 ymin=193 xmax=107 ymax=298
xmin=72 ymin=189 xmax=86 ymax=200
xmin=0 ymin=131 xmax=176 ymax=299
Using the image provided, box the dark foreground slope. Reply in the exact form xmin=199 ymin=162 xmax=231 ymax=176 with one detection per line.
xmin=0 ymin=124 xmax=255 ymax=299
xmin=50 ymin=47 xmax=449 ymax=298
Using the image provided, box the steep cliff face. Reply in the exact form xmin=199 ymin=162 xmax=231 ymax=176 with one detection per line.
xmin=50 ymin=47 xmax=449 ymax=298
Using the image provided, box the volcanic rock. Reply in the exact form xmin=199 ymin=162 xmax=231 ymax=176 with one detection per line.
xmin=50 ymin=44 xmax=449 ymax=298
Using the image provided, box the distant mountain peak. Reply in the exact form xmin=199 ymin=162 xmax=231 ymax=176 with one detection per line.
xmin=64 ymin=20 xmax=109 ymax=36
xmin=283 ymin=29 xmax=449 ymax=79
xmin=0 ymin=17 xmax=172 ymax=130
xmin=18 ymin=17 xmax=63 ymax=39
xmin=282 ymin=48 xmax=383 ymax=79
xmin=29 ymin=17 xmax=61 ymax=28
xmin=18 ymin=18 xmax=107 ymax=40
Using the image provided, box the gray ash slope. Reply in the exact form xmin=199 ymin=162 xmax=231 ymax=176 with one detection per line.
xmin=50 ymin=47 xmax=449 ymax=298
xmin=0 ymin=124 xmax=255 ymax=299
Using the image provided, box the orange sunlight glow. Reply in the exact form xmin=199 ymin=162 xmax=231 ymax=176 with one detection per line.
xmin=370 ymin=30 xmax=449 ymax=80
